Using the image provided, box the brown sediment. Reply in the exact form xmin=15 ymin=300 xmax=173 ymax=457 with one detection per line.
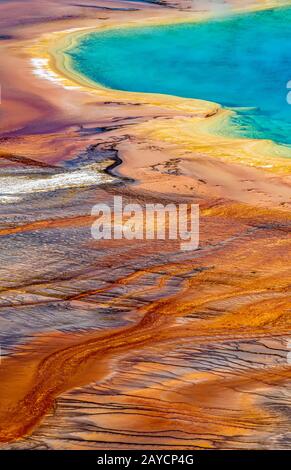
xmin=0 ymin=247 xmax=290 ymax=442
xmin=0 ymin=0 xmax=290 ymax=450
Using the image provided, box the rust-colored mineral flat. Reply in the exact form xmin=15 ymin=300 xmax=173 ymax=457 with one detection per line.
xmin=0 ymin=0 xmax=290 ymax=450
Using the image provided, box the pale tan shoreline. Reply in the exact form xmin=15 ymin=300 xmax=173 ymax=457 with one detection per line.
xmin=28 ymin=0 xmax=291 ymax=179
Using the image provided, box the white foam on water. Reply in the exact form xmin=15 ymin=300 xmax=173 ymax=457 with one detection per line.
xmin=0 ymin=166 xmax=113 ymax=200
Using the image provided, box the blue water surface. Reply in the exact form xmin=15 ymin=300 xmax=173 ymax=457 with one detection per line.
xmin=68 ymin=7 xmax=291 ymax=146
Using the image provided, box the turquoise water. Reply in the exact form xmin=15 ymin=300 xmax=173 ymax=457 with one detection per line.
xmin=68 ymin=7 xmax=291 ymax=146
